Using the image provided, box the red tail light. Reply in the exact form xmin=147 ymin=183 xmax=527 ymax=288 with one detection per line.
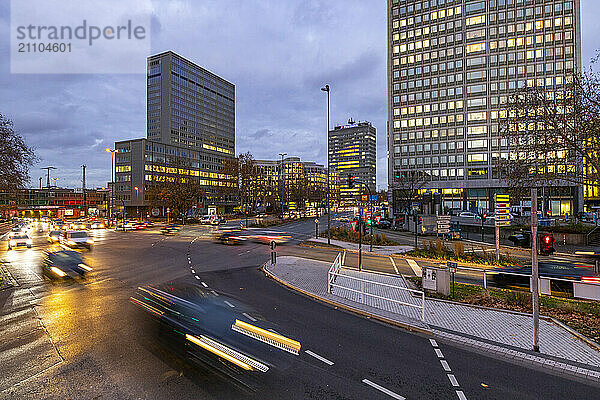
xmin=581 ymin=277 xmax=600 ymax=283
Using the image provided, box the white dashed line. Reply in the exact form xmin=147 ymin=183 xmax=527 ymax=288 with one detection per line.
xmin=211 ymin=290 xmax=219 ymax=296
xmin=448 ymin=374 xmax=459 ymax=387
xmin=362 ymin=379 xmax=406 ymax=400
xmin=429 ymin=339 xmax=438 ymax=347
xmin=435 ymin=349 xmax=444 ymax=358
xmin=456 ymin=390 xmax=467 ymax=400
xmin=224 ymin=300 xmax=235 ymax=308
xmin=201 ymin=282 xmax=208 ymax=288
xmin=440 ymin=360 xmax=451 ymax=372
xmin=242 ymin=312 xmax=256 ymax=322
xmin=191 ymin=269 xmax=195 ymax=273
xmin=389 ymin=256 xmax=400 ymax=274
xmin=195 ymin=276 xmax=200 ymax=280
xmin=305 ymin=350 xmax=334 ymax=365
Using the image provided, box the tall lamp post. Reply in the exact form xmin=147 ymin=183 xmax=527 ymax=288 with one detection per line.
xmin=106 ymin=148 xmax=118 ymax=221
xmin=321 ymin=84 xmax=331 ymax=245
xmin=279 ymin=153 xmax=287 ymax=218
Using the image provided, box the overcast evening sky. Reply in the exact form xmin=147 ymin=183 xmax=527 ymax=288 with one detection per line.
xmin=1 ymin=0 xmax=599 ymax=191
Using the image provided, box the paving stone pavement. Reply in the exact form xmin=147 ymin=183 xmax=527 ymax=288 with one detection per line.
xmin=265 ymin=256 xmax=600 ymax=378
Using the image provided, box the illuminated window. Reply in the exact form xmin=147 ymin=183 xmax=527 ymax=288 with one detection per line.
xmin=466 ymin=42 xmax=486 ymax=53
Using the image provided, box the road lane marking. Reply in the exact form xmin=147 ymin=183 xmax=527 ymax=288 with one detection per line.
xmin=242 ymin=312 xmax=256 ymax=322
xmin=448 ymin=374 xmax=459 ymax=387
xmin=440 ymin=360 xmax=451 ymax=372
xmin=305 ymin=350 xmax=334 ymax=365
xmin=201 ymin=282 xmax=208 ymax=288
xmin=456 ymin=390 xmax=467 ymax=400
xmin=195 ymin=276 xmax=200 ymax=280
xmin=429 ymin=339 xmax=438 ymax=347
xmin=406 ymin=259 xmax=422 ymax=276
xmin=224 ymin=300 xmax=235 ymax=308
xmin=362 ymin=379 xmax=406 ymax=400
xmin=435 ymin=349 xmax=444 ymax=358
xmin=389 ymin=256 xmax=399 ymax=274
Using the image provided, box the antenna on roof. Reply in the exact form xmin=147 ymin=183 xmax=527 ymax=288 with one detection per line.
xmin=348 ymin=118 xmax=355 ymax=124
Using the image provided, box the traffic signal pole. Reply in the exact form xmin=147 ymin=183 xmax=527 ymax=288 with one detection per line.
xmin=531 ymin=188 xmax=540 ymax=352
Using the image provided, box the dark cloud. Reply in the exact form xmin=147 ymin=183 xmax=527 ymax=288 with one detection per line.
xmin=1 ymin=0 xmax=597 ymax=190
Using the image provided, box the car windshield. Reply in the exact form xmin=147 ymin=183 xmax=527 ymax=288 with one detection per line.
xmin=50 ymin=231 xmax=61 ymax=236
xmin=13 ymin=235 xmax=28 ymax=239
xmin=70 ymin=232 xmax=89 ymax=238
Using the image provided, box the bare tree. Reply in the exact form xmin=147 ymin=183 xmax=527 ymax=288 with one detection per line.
xmin=0 ymin=114 xmax=37 ymax=192
xmin=392 ymin=170 xmax=430 ymax=214
xmin=498 ymin=69 xmax=600 ymax=191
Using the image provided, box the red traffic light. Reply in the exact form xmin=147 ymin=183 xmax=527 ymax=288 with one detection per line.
xmin=543 ymin=235 xmax=554 ymax=244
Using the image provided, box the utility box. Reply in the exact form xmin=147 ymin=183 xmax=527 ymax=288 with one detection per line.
xmin=422 ymin=266 xmax=450 ymax=296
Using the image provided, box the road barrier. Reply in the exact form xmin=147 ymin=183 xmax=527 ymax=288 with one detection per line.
xmin=328 ymin=252 xmax=426 ymax=321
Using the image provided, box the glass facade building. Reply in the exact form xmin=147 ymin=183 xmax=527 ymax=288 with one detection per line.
xmin=387 ymin=0 xmax=581 ymax=214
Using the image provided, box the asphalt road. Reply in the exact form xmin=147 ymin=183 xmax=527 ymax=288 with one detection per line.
xmin=0 ymin=218 xmax=598 ymax=399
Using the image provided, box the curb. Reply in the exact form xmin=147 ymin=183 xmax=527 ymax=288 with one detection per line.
xmin=261 ymin=263 xmax=433 ymax=337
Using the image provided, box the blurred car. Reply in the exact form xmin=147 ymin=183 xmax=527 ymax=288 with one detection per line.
xmin=489 ymin=261 xmax=600 ymax=292
xmin=250 ymin=233 xmax=291 ymax=245
xmin=68 ymin=220 xmax=87 ymax=230
xmin=90 ymin=221 xmax=105 ymax=229
xmin=161 ymin=224 xmax=181 ymax=235
xmin=213 ymin=230 xmax=247 ymax=245
xmin=47 ymin=230 xmax=62 ymax=243
xmin=61 ymin=230 xmax=93 ymax=249
xmin=8 ymin=226 xmax=25 ymax=237
xmin=8 ymin=234 xmax=32 ymax=250
xmin=129 ymin=283 xmax=296 ymax=386
xmin=133 ymin=222 xmax=147 ymax=230
xmin=117 ymin=220 xmax=135 ymax=231
xmin=41 ymin=250 xmax=92 ymax=280
xmin=201 ymin=215 xmax=213 ymax=225
xmin=210 ymin=216 xmax=226 ymax=225
xmin=377 ymin=220 xmax=392 ymax=229
xmin=142 ymin=220 xmax=154 ymax=228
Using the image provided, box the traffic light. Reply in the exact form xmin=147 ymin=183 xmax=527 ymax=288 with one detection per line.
xmin=540 ymin=234 xmax=555 ymax=255
xmin=348 ymin=175 xmax=355 ymax=188
xmin=481 ymin=213 xmax=487 ymax=222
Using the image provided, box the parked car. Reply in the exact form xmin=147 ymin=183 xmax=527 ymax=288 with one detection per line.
xmin=41 ymin=250 xmax=92 ymax=280
xmin=8 ymin=234 xmax=32 ymax=250
xmin=458 ymin=211 xmax=477 ymax=219
xmin=377 ymin=220 xmax=392 ymax=229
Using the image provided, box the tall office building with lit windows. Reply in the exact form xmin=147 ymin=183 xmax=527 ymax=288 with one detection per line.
xmin=387 ymin=0 xmax=581 ymax=215
xmin=113 ymin=51 xmax=237 ymax=216
xmin=329 ymin=120 xmax=377 ymax=203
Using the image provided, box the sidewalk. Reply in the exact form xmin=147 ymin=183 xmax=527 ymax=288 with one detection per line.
xmin=265 ymin=256 xmax=600 ymax=383
xmin=307 ymin=237 xmax=412 ymax=255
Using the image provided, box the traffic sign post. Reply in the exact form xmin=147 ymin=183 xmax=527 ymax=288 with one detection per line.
xmin=447 ymin=261 xmax=458 ymax=298
xmin=315 ymin=218 xmax=319 ymax=239
xmin=436 ymin=215 xmax=451 ymax=237
xmin=270 ymin=240 xmax=277 ymax=265
xmin=494 ymin=194 xmax=510 ymax=261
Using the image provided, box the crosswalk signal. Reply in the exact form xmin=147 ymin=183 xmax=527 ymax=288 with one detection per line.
xmin=481 ymin=213 xmax=487 ymax=222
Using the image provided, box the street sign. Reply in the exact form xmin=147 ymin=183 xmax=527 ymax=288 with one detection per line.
xmin=437 ymin=215 xmax=451 ymax=234
xmin=314 ymin=219 xmax=319 ymax=224
xmin=447 ymin=261 xmax=457 ymax=274
xmin=375 ymin=216 xmax=381 ymax=225
xmin=350 ymin=221 xmax=357 ymax=232
xmin=151 ymin=208 xmax=160 ymax=217
xmin=270 ymin=240 xmax=277 ymax=250
xmin=362 ymin=195 xmax=368 ymax=201
xmin=411 ymin=202 xmax=419 ymax=210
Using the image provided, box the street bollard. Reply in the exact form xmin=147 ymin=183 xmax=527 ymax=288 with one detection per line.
xmin=483 ymin=271 xmax=487 ymax=289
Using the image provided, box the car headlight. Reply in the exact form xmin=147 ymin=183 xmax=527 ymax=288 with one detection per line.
xmin=50 ymin=266 xmax=66 ymax=277
xmin=9 ymin=240 xmax=16 ymax=246
xmin=26 ymin=239 xmax=33 ymax=245
xmin=78 ymin=263 xmax=92 ymax=271
xmin=86 ymin=239 xmax=94 ymax=244
xmin=68 ymin=240 xmax=76 ymax=245
xmin=99 ymin=224 xmax=104 ymax=228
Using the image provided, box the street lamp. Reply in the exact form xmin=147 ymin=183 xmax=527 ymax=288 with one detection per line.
xmin=106 ymin=148 xmax=118 ymax=220
xmin=279 ymin=153 xmax=287 ymax=218
xmin=321 ymin=84 xmax=331 ymax=245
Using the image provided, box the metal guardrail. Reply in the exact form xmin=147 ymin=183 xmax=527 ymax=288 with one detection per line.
xmin=328 ymin=252 xmax=426 ymax=321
